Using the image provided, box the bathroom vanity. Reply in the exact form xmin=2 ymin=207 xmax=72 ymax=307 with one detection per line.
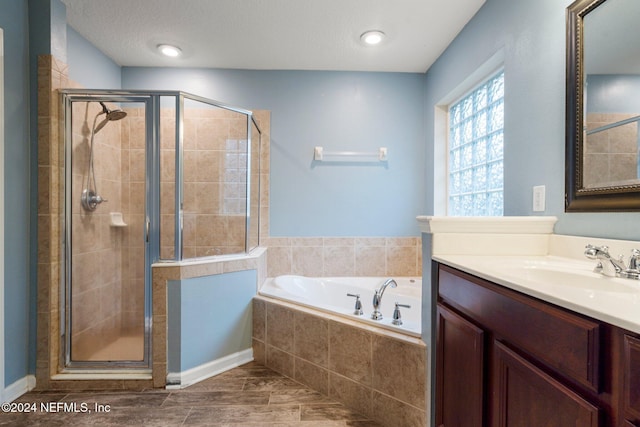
xmin=417 ymin=216 xmax=640 ymax=427
xmin=435 ymin=262 xmax=639 ymax=426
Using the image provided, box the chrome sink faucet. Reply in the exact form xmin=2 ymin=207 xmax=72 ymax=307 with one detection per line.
xmin=584 ymin=244 xmax=640 ymax=279
xmin=371 ymin=278 xmax=397 ymax=320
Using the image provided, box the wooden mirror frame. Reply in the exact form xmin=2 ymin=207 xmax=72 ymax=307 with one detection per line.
xmin=565 ymin=0 xmax=640 ymax=211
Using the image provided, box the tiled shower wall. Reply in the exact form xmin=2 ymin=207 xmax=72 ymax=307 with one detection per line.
xmin=38 ymin=55 xmax=148 ymax=388
xmin=584 ymin=112 xmax=639 ymax=188
xmin=119 ymin=107 xmax=147 ymax=340
xmin=159 ymin=107 xmax=257 ymax=259
xmin=69 ymin=102 xmax=259 ymax=356
xmin=69 ymin=100 xmax=138 ymax=360
xmin=37 ymin=55 xmax=67 ymax=389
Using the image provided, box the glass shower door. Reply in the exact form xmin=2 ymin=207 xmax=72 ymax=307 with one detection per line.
xmin=65 ymin=96 xmax=151 ymax=368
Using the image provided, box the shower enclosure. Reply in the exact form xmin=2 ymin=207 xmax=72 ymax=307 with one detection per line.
xmin=61 ymin=90 xmax=261 ymax=370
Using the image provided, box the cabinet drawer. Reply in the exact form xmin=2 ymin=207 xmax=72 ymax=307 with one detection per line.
xmin=438 ymin=264 xmax=601 ymax=392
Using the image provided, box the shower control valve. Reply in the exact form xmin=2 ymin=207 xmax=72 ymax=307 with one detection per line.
xmin=81 ymin=189 xmax=108 ymax=211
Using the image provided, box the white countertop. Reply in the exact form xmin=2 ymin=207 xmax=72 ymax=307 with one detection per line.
xmin=418 ymin=216 xmax=640 ymax=335
xmin=434 ymin=253 xmax=640 ymax=334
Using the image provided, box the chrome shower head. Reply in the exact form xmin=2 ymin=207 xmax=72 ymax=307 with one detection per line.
xmin=94 ymin=101 xmax=127 ymax=133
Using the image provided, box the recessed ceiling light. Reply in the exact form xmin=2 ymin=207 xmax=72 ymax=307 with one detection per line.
xmin=360 ymin=30 xmax=385 ymax=46
xmin=157 ymin=44 xmax=182 ymax=57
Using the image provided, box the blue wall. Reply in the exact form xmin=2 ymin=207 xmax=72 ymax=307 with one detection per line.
xmin=167 ymin=271 xmax=255 ymax=373
xmin=67 ymin=26 xmax=121 ymax=89
xmin=423 ymin=0 xmax=640 ymax=240
xmin=587 ymin=75 xmax=640 ymax=113
xmin=2 ymin=0 xmax=31 ymax=389
xmin=122 ymin=68 xmax=426 ymax=237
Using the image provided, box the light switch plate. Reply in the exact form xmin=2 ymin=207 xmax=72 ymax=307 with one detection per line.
xmin=533 ymin=185 xmax=545 ymax=212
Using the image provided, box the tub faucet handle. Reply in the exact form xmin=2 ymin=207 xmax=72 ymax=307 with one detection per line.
xmin=347 ymin=293 xmax=363 ymax=316
xmin=392 ymin=302 xmax=411 ymax=326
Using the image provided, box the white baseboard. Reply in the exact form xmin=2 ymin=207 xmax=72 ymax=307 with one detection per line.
xmin=166 ymin=348 xmax=253 ymax=389
xmin=3 ymin=375 xmax=36 ymax=403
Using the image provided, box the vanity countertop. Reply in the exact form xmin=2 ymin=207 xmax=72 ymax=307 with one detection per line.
xmin=434 ymin=253 xmax=640 ymax=334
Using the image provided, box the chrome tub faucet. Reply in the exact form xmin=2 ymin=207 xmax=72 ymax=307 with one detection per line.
xmin=371 ymin=278 xmax=397 ymax=320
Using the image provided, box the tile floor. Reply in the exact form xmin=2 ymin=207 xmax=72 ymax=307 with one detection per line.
xmin=0 ymin=362 xmax=382 ymax=427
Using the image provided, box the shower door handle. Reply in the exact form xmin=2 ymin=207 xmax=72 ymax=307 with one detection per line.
xmin=145 ymin=217 xmax=150 ymax=243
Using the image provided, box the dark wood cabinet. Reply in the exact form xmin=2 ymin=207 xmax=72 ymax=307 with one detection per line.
xmin=623 ymin=335 xmax=640 ymax=424
xmin=436 ymin=262 xmax=640 ymax=427
xmin=436 ymin=304 xmax=485 ymax=427
xmin=492 ymin=340 xmax=600 ymax=427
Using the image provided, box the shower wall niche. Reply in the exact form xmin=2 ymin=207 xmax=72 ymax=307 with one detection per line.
xmin=61 ymin=90 xmax=262 ymax=370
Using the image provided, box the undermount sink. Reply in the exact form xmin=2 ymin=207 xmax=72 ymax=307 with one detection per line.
xmin=482 ymin=257 xmax=640 ymax=294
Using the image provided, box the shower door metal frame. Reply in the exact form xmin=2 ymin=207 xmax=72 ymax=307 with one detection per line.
xmin=170 ymin=93 xmax=258 ymax=260
xmin=61 ymin=91 xmax=158 ymax=370
xmin=60 ymin=89 xmax=262 ymax=371
xmin=248 ymin=116 xmax=262 ymax=252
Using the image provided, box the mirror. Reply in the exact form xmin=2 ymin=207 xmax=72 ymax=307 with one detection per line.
xmin=566 ymin=0 xmax=640 ymax=211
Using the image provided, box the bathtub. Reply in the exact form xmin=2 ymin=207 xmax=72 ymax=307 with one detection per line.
xmin=259 ymin=275 xmax=422 ymax=337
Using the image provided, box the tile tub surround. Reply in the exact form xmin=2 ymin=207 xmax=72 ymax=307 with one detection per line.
xmin=252 ymin=297 xmax=428 ymax=427
xmin=265 ymin=237 xmax=422 ymax=278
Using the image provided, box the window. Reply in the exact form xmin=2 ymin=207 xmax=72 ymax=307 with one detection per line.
xmin=448 ymin=70 xmax=504 ymax=216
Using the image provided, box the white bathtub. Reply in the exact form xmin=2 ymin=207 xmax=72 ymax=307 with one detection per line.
xmin=259 ymin=275 xmax=422 ymax=337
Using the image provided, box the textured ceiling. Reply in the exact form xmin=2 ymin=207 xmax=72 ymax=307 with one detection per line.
xmin=61 ymin=0 xmax=485 ymax=73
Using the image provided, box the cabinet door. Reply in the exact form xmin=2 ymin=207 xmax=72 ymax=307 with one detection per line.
xmin=623 ymin=334 xmax=640 ymax=422
xmin=492 ymin=341 xmax=600 ymax=427
xmin=436 ymin=303 xmax=485 ymax=427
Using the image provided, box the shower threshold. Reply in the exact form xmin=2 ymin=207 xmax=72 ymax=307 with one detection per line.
xmin=52 ymin=371 xmax=152 ymax=381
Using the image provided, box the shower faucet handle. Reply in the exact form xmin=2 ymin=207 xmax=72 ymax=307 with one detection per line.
xmin=81 ymin=189 xmax=107 ymax=211
xmin=346 ymin=293 xmax=364 ymax=316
